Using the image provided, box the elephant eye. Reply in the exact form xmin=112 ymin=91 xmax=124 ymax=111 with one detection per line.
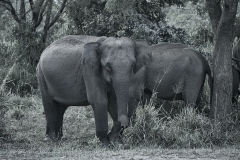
xmin=131 ymin=61 xmax=136 ymax=71
xmin=106 ymin=63 xmax=112 ymax=72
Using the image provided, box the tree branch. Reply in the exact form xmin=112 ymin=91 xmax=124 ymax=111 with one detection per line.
xmin=29 ymin=0 xmax=46 ymax=28
xmin=234 ymin=18 xmax=240 ymax=38
xmin=35 ymin=0 xmax=48 ymax=28
xmin=47 ymin=0 xmax=67 ymax=29
xmin=29 ymin=0 xmax=34 ymax=10
xmin=0 ymin=0 xmax=20 ymax=23
xmin=205 ymin=0 xmax=222 ymax=37
xmin=43 ymin=0 xmax=53 ymax=30
xmin=20 ymin=0 xmax=26 ymax=22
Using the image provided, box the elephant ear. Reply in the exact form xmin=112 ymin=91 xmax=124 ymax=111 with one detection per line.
xmin=134 ymin=40 xmax=152 ymax=74
xmin=83 ymin=42 xmax=100 ymax=62
xmin=82 ymin=42 xmax=101 ymax=73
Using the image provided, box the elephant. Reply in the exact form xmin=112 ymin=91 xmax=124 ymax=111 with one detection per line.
xmin=128 ymin=42 xmax=212 ymax=118
xmin=233 ymin=39 xmax=240 ymax=68
xmin=232 ymin=39 xmax=240 ymax=105
xmin=36 ymin=35 xmax=151 ymax=144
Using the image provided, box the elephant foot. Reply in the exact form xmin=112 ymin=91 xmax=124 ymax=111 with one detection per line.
xmin=44 ymin=135 xmax=51 ymax=142
xmin=99 ymin=138 xmax=111 ymax=148
xmin=107 ymin=122 xmax=123 ymax=144
xmin=44 ymin=134 xmax=59 ymax=143
xmin=119 ymin=115 xmax=128 ymax=128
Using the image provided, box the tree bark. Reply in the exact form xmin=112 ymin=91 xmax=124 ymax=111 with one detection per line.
xmin=206 ymin=0 xmax=238 ymax=121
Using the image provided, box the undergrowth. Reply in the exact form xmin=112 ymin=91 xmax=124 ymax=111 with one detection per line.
xmin=123 ymin=94 xmax=240 ymax=148
xmin=0 ymin=92 xmax=7 ymax=138
xmin=1 ymin=92 xmax=240 ymax=150
xmin=0 ymin=46 xmax=38 ymax=96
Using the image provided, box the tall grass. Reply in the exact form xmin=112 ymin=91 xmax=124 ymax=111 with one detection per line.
xmin=123 ymin=93 xmax=240 ymax=148
xmin=0 ymin=44 xmax=38 ymax=96
xmin=0 ymin=92 xmax=7 ymax=138
xmin=2 ymin=63 xmax=37 ymax=96
xmin=1 ymin=92 xmax=240 ymax=152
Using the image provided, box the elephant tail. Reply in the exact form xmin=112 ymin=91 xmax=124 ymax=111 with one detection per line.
xmin=205 ymin=62 xmax=213 ymax=104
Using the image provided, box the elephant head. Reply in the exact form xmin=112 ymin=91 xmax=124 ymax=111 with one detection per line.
xmin=82 ymin=37 xmax=151 ymax=128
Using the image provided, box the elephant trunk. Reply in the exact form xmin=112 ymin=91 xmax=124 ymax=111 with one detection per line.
xmin=112 ymin=75 xmax=130 ymax=128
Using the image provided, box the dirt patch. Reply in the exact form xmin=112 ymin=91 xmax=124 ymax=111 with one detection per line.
xmin=1 ymin=147 xmax=240 ymax=160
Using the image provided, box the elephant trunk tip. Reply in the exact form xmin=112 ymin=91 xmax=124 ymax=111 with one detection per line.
xmin=118 ymin=115 xmax=128 ymax=128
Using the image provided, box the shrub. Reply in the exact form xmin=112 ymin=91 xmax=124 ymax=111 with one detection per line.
xmin=3 ymin=62 xmax=38 ymax=96
xmin=1 ymin=66 xmax=37 ymax=96
xmin=0 ymin=92 xmax=11 ymax=142
xmin=124 ymin=94 xmax=240 ymax=148
xmin=123 ymin=94 xmax=163 ymax=147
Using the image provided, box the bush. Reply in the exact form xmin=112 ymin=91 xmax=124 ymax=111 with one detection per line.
xmin=0 ymin=92 xmax=12 ymax=142
xmin=0 ymin=65 xmax=37 ymax=96
xmin=123 ymin=94 xmax=240 ymax=148
xmin=123 ymin=94 xmax=163 ymax=146
xmin=0 ymin=45 xmax=38 ymax=96
xmin=4 ymin=63 xmax=37 ymax=96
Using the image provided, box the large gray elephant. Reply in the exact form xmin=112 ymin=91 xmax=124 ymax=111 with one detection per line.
xmin=128 ymin=43 xmax=212 ymax=118
xmin=232 ymin=40 xmax=240 ymax=105
xmin=36 ymin=35 xmax=151 ymax=144
xmin=232 ymin=66 xmax=240 ymax=105
xmin=233 ymin=39 xmax=240 ymax=67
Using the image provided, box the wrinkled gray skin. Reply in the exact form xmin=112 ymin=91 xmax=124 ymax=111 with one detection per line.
xmin=36 ymin=35 xmax=151 ymax=144
xmin=233 ymin=39 xmax=240 ymax=68
xmin=232 ymin=40 xmax=240 ymax=105
xmin=129 ymin=43 xmax=212 ymax=118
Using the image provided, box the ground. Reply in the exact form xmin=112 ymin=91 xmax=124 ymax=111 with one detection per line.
xmin=1 ymin=95 xmax=240 ymax=159
xmin=1 ymin=147 xmax=240 ymax=159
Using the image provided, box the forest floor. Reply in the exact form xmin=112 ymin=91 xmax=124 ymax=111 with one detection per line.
xmin=1 ymin=147 xmax=240 ymax=160
xmin=1 ymin=95 xmax=240 ymax=160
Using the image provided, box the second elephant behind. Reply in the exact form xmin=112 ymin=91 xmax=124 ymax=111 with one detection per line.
xmin=128 ymin=43 xmax=212 ymax=118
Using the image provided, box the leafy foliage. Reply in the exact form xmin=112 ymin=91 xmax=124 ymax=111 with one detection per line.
xmin=0 ymin=0 xmax=68 ymax=95
xmin=66 ymin=0 xmax=189 ymax=44
xmin=165 ymin=1 xmax=213 ymax=47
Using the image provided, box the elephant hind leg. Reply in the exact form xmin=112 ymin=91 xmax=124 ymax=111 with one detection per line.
xmin=182 ymin=77 xmax=204 ymax=110
xmin=195 ymin=84 xmax=210 ymax=115
xmin=55 ymin=103 xmax=68 ymax=140
xmin=43 ymin=98 xmax=68 ymax=141
xmin=143 ymin=90 xmax=152 ymax=106
xmin=183 ymin=77 xmax=210 ymax=115
xmin=37 ymin=74 xmax=56 ymax=141
xmin=37 ymin=70 xmax=68 ymax=141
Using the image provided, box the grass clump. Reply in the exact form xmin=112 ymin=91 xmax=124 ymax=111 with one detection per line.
xmin=0 ymin=63 xmax=37 ymax=96
xmin=163 ymin=107 xmax=212 ymax=148
xmin=0 ymin=92 xmax=7 ymax=138
xmin=124 ymin=94 xmax=163 ymax=146
xmin=124 ymin=94 xmax=240 ymax=148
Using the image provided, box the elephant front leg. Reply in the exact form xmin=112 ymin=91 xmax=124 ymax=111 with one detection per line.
xmin=91 ymin=100 xmax=109 ymax=145
xmin=107 ymin=91 xmax=123 ymax=143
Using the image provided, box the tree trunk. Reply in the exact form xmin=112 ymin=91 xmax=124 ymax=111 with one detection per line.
xmin=210 ymin=33 xmax=234 ymax=120
xmin=206 ymin=0 xmax=238 ymax=121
